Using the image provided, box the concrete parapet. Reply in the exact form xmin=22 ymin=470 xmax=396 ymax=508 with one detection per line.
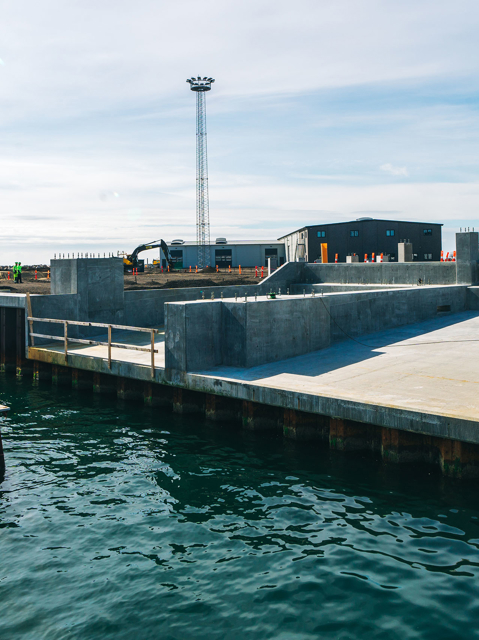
xmin=165 ymin=296 xmax=331 ymax=371
xmin=304 ymin=262 xmax=457 ymax=286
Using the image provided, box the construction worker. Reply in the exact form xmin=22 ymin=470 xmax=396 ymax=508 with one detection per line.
xmin=17 ymin=262 xmax=22 ymax=284
xmin=13 ymin=262 xmax=18 ymax=283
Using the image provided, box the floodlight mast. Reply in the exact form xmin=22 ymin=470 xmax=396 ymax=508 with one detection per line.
xmin=186 ymin=76 xmax=215 ymax=268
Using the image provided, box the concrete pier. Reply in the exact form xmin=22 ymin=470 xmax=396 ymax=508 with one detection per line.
xmin=1 ymin=232 xmax=479 ymax=478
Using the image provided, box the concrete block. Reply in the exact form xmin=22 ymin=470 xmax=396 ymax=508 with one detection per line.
xmin=205 ymin=394 xmax=242 ymax=422
xmin=455 ymin=232 xmax=478 ymax=263
xmin=242 ymin=401 xmax=282 ymax=431
xmin=346 ymin=255 xmax=359 ymax=263
xmin=51 ymin=258 xmax=125 ymax=324
xmin=283 ymin=409 xmax=328 ymax=441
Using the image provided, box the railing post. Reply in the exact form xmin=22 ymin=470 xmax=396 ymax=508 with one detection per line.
xmin=64 ymin=321 xmax=68 ymax=363
xmin=108 ymin=325 xmax=112 ymax=369
xmin=150 ymin=330 xmax=155 ymax=378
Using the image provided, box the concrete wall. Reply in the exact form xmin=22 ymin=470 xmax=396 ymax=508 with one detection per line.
xmin=327 ymin=285 xmax=467 ymax=343
xmin=303 ymin=262 xmax=457 ymax=285
xmin=51 ymin=258 xmax=125 ymax=324
xmin=124 ymin=261 xmax=304 ymax=327
xmin=165 ymin=295 xmax=331 ymax=372
xmin=165 ymin=284 xmax=468 ymax=372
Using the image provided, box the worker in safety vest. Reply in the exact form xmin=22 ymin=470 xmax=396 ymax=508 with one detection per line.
xmin=13 ymin=262 xmax=18 ymax=283
xmin=17 ymin=262 xmax=22 ymax=284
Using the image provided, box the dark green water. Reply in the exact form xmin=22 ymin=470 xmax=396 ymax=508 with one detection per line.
xmin=1 ymin=376 xmax=479 ymax=639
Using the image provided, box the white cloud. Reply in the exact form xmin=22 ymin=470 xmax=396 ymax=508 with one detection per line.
xmin=380 ymin=163 xmax=409 ymax=177
xmin=0 ymin=0 xmax=479 ymax=263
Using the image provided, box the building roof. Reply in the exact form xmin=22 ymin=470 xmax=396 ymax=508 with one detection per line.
xmin=277 ymin=218 xmax=443 ymax=240
xmin=166 ymin=240 xmax=284 ymax=247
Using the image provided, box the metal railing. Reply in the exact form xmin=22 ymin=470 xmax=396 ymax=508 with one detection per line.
xmin=27 ymin=317 xmax=159 ymax=377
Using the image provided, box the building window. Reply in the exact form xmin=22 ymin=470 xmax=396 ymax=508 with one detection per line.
xmin=317 ymin=231 xmax=326 ymax=238
xmin=386 ymin=229 xmax=395 ymax=237
xmin=423 ymin=229 xmax=432 ymax=236
xmin=350 ymin=230 xmax=359 ymax=237
xmin=424 ymin=253 xmax=433 ymax=260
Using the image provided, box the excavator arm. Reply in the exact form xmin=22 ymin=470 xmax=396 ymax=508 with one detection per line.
xmin=124 ymin=239 xmax=173 ymax=271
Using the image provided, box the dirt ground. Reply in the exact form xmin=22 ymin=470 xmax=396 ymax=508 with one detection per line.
xmin=0 ymin=266 xmax=262 ymax=295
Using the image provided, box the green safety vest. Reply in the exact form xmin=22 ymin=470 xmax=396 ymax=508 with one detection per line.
xmin=18 ymin=265 xmax=22 ymax=273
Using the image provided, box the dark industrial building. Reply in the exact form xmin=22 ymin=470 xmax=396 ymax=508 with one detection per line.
xmin=279 ymin=218 xmax=443 ymax=263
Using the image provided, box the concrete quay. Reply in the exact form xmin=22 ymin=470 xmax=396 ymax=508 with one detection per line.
xmin=20 ymin=307 xmax=479 ymax=478
xmin=2 ymin=231 xmax=479 ymax=478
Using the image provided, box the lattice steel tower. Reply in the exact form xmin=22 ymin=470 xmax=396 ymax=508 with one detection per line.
xmin=186 ymin=76 xmax=215 ymax=268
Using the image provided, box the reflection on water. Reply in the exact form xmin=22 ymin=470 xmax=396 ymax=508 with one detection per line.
xmin=1 ymin=375 xmax=479 ymax=640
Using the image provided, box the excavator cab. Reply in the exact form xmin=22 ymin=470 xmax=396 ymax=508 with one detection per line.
xmin=123 ymin=239 xmax=173 ymax=273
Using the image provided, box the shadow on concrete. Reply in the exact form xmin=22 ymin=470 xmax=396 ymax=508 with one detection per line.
xmin=199 ymin=311 xmax=479 ymax=381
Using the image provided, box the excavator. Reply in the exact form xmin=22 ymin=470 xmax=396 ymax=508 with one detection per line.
xmin=123 ymin=239 xmax=173 ymax=272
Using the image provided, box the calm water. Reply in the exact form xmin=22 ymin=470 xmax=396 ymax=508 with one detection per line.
xmin=1 ymin=376 xmax=479 ymax=639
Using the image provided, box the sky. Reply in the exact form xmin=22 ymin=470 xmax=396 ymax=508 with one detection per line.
xmin=1 ymin=0 xmax=479 ymax=264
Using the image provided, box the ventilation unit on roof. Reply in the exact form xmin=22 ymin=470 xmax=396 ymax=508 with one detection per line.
xmin=215 ymin=238 xmax=227 ymax=244
xmin=171 ymin=239 xmax=185 ymax=245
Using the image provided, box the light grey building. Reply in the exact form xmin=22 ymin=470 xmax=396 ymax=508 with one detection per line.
xmin=159 ymin=239 xmax=286 ymax=269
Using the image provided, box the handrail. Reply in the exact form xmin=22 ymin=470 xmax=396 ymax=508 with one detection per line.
xmin=27 ymin=317 xmax=159 ymax=334
xmin=27 ymin=317 xmax=158 ymax=377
